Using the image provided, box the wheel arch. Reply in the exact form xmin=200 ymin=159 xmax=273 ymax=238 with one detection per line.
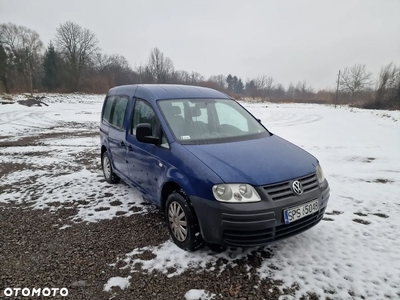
xmin=101 ymin=145 xmax=107 ymax=166
xmin=101 ymin=145 xmax=107 ymax=156
xmin=161 ymin=181 xmax=184 ymax=212
xmin=162 ymin=180 xmax=204 ymax=250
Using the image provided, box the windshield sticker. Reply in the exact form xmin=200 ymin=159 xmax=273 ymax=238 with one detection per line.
xmin=181 ymin=135 xmax=191 ymax=140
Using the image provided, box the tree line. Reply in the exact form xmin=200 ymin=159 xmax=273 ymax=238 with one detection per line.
xmin=0 ymin=21 xmax=399 ymax=109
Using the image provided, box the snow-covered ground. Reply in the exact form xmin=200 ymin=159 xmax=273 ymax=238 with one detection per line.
xmin=1 ymin=94 xmax=399 ymax=299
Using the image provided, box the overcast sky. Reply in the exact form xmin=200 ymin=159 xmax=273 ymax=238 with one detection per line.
xmin=1 ymin=0 xmax=399 ymax=89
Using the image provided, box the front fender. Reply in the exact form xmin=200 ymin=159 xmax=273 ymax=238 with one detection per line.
xmin=161 ymin=143 xmax=223 ymax=201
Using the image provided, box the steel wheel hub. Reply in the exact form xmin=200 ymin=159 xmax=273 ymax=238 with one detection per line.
xmin=168 ymin=201 xmax=187 ymax=242
xmin=103 ymin=156 xmax=111 ymax=179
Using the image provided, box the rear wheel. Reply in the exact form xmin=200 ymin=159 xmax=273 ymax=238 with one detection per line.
xmin=165 ymin=192 xmax=203 ymax=251
xmin=102 ymin=151 xmax=120 ymax=184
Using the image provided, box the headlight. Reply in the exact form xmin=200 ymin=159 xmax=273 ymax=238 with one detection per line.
xmin=316 ymin=164 xmax=325 ymax=184
xmin=212 ymin=184 xmax=261 ymax=203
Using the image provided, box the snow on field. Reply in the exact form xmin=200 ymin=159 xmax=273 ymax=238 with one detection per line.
xmin=0 ymin=94 xmax=147 ymax=222
xmin=0 ymin=94 xmax=103 ymax=137
xmin=184 ymin=289 xmax=216 ymax=300
xmin=1 ymin=95 xmax=400 ymax=299
xmin=103 ymin=276 xmax=131 ymax=292
xmin=118 ymin=103 xmax=400 ymax=299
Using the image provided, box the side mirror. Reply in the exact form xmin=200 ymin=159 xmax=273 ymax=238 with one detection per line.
xmin=136 ymin=123 xmax=160 ymax=145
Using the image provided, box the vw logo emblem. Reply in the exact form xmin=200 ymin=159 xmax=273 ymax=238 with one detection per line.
xmin=292 ymin=180 xmax=303 ymax=195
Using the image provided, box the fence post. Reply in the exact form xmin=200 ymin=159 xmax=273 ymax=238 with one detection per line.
xmin=335 ymin=70 xmax=341 ymax=108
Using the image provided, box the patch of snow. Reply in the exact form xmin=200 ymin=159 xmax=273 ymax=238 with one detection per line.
xmin=41 ymin=136 xmax=99 ymax=147
xmin=0 ymin=93 xmax=103 ymax=136
xmin=103 ymin=276 xmax=131 ymax=292
xmin=0 ymin=168 xmax=145 ymax=222
xmin=122 ymin=240 xmax=235 ymax=277
xmin=119 ymin=102 xmax=400 ymax=299
xmin=1 ymin=95 xmax=400 ymax=299
xmin=184 ymin=289 xmax=215 ymax=300
xmin=59 ymin=224 xmax=72 ymax=230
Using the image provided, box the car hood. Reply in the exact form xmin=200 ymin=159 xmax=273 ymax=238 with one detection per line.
xmin=183 ymin=135 xmax=318 ymax=186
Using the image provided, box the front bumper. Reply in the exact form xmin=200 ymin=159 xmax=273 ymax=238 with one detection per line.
xmin=190 ymin=179 xmax=330 ymax=247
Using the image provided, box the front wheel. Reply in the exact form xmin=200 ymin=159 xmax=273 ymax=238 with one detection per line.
xmin=165 ymin=192 xmax=203 ymax=251
xmin=102 ymin=151 xmax=120 ymax=184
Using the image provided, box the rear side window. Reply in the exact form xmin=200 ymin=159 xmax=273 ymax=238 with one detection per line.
xmin=102 ymin=95 xmax=128 ymax=129
xmin=102 ymin=96 xmax=115 ymax=123
xmin=111 ymin=96 xmax=128 ymax=129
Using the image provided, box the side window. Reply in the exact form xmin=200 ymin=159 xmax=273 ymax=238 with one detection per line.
xmin=132 ymin=100 xmax=158 ymax=135
xmin=215 ymin=102 xmax=249 ymax=131
xmin=102 ymin=96 xmax=115 ymax=124
xmin=132 ymin=99 xmax=168 ymax=147
xmin=110 ymin=96 xmax=128 ymax=129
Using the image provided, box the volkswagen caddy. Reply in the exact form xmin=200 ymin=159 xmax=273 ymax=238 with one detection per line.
xmin=100 ymin=84 xmax=330 ymax=251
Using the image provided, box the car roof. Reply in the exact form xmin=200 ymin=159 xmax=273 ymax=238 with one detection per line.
xmin=107 ymin=84 xmax=231 ymax=102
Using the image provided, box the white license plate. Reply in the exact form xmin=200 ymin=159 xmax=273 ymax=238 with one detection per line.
xmin=283 ymin=200 xmax=319 ymax=224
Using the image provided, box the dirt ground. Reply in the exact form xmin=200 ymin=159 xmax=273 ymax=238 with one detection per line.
xmin=0 ymin=129 xmax=307 ymax=300
xmin=3 ymin=95 xmax=400 ymax=299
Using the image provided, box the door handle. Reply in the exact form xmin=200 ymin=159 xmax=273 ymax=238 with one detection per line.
xmin=120 ymin=141 xmax=126 ymax=147
xmin=128 ymin=145 xmax=134 ymax=152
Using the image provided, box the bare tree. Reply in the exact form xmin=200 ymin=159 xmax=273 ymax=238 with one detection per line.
xmin=271 ymin=83 xmax=285 ymax=98
xmin=375 ymin=63 xmax=400 ymax=107
xmin=93 ymin=52 xmax=108 ymax=73
xmin=172 ymin=70 xmax=190 ymax=84
xmin=286 ymin=82 xmax=295 ymax=98
xmin=189 ymin=71 xmax=204 ymax=84
xmin=255 ymin=75 xmax=274 ymax=101
xmin=135 ymin=63 xmax=146 ymax=84
xmin=147 ymin=47 xmax=174 ymax=84
xmin=340 ymin=64 xmax=372 ymax=104
xmin=0 ymin=44 xmax=11 ymax=92
xmin=295 ymin=81 xmax=303 ymax=97
xmin=0 ymin=23 xmax=43 ymax=94
xmin=92 ymin=52 xmax=138 ymax=87
xmin=55 ymin=21 xmax=98 ymax=91
xmin=135 ymin=64 xmax=153 ymax=84
xmin=295 ymin=80 xmax=314 ymax=98
xmin=208 ymin=74 xmax=226 ymax=90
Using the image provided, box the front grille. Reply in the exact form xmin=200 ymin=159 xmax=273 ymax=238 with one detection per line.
xmin=300 ymin=174 xmax=319 ymax=193
xmin=222 ymin=208 xmax=325 ymax=247
xmin=263 ymin=173 xmax=318 ymax=201
xmin=223 ymin=227 xmax=275 ymax=246
xmin=275 ymin=208 xmax=324 ymax=239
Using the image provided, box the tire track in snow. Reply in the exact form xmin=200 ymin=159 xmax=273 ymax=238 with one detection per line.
xmin=0 ymin=109 xmax=85 ymax=134
xmin=0 ymin=110 xmax=56 ymax=127
xmin=246 ymin=106 xmax=323 ymax=127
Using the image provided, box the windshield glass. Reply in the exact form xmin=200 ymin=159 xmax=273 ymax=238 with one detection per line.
xmin=158 ymin=98 xmax=270 ymax=144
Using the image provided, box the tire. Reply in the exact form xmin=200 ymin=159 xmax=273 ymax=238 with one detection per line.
xmin=102 ymin=151 xmax=120 ymax=184
xmin=165 ymin=191 xmax=204 ymax=251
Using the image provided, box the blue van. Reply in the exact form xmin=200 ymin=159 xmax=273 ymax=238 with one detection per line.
xmin=100 ymin=85 xmax=330 ymax=251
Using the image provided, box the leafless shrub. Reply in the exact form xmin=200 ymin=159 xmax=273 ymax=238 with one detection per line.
xmin=371 ymin=63 xmax=400 ymax=109
xmin=0 ymin=23 xmax=43 ymax=94
xmin=340 ymin=64 xmax=373 ymax=104
xmin=147 ymin=47 xmax=174 ymax=84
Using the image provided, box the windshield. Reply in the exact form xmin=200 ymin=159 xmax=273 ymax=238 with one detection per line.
xmin=158 ymin=98 xmax=270 ymax=144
